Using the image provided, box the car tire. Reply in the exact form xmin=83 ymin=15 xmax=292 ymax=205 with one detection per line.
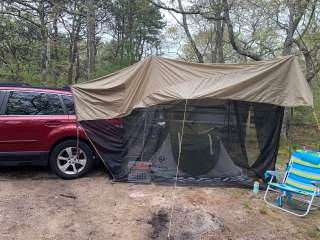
xmin=49 ymin=139 xmax=93 ymax=179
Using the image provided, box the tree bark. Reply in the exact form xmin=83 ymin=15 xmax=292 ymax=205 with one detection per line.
xmin=177 ymin=0 xmax=204 ymax=63
xmin=86 ymin=0 xmax=96 ymax=80
xmin=222 ymin=0 xmax=262 ymax=61
xmin=52 ymin=0 xmax=60 ymax=86
xmin=281 ymin=0 xmax=311 ymax=138
xmin=39 ymin=0 xmax=49 ymax=85
xmin=213 ymin=0 xmax=225 ymax=63
xmin=67 ymin=14 xmax=76 ymax=85
xmin=67 ymin=9 xmax=81 ymax=85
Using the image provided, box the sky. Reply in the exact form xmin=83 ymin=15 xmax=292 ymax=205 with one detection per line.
xmin=159 ymin=8 xmax=181 ymax=58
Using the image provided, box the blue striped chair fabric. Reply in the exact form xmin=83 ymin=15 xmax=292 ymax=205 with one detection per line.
xmin=269 ymin=152 xmax=320 ymax=196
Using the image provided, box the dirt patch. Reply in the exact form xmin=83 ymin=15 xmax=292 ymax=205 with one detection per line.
xmin=171 ymin=207 xmax=231 ymax=240
xmin=0 ymin=167 xmax=320 ymax=240
xmin=148 ymin=209 xmax=169 ymax=239
xmin=148 ymin=207 xmax=231 ymax=240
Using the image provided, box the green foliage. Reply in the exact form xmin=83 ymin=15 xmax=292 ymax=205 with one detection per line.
xmin=259 ymin=206 xmax=267 ymax=215
xmin=0 ymin=0 xmax=165 ymax=87
xmin=306 ymin=226 xmax=320 ymax=239
xmin=0 ymin=16 xmax=39 ymax=82
xmin=108 ymin=0 xmax=166 ymax=64
xmin=181 ymin=31 xmax=213 ymax=63
xmin=277 ymin=77 xmax=320 ymax=167
xmin=291 ymin=80 xmax=320 ymax=125
xmin=242 ymin=200 xmax=252 ymax=210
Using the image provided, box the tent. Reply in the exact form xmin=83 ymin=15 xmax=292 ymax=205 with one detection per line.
xmin=72 ymin=56 xmax=313 ymax=185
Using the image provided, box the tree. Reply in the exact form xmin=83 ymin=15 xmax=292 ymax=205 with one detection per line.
xmin=107 ymin=0 xmax=166 ymax=65
xmin=86 ymin=0 xmax=96 ymax=81
xmin=151 ymin=0 xmax=320 ymax=82
xmin=59 ymin=0 xmax=85 ymax=84
xmin=0 ymin=15 xmax=39 ymax=82
xmin=151 ymin=0 xmax=320 ymax=138
xmin=1 ymin=0 xmax=54 ymax=84
xmin=176 ymin=0 xmax=204 ymax=63
xmin=0 ymin=0 xmax=166 ymax=85
xmin=51 ymin=0 xmax=62 ymax=86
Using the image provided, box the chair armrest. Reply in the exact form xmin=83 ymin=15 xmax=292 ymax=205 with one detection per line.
xmin=265 ymin=171 xmax=280 ymax=178
xmin=311 ymin=181 xmax=320 ymax=187
xmin=264 ymin=171 xmax=281 ymax=183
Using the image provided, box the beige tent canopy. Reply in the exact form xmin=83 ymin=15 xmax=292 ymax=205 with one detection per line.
xmin=72 ymin=56 xmax=313 ymax=121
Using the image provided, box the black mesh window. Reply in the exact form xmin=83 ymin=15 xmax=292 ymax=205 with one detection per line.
xmin=6 ymin=91 xmax=64 ymax=115
xmin=62 ymin=95 xmax=75 ymax=115
xmin=80 ymin=100 xmax=284 ymax=185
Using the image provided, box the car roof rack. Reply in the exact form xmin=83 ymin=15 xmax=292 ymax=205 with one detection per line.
xmin=0 ymin=82 xmax=31 ymax=87
xmin=0 ymin=82 xmax=71 ymax=92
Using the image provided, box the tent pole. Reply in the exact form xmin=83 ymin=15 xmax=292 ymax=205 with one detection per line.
xmin=140 ymin=112 xmax=148 ymax=162
xmin=168 ymin=99 xmax=188 ymax=239
xmin=75 ymin=121 xmax=79 ymax=173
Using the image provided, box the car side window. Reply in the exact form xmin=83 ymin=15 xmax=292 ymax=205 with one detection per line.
xmin=62 ymin=95 xmax=75 ymax=115
xmin=0 ymin=90 xmax=6 ymax=115
xmin=6 ymin=91 xmax=64 ymax=115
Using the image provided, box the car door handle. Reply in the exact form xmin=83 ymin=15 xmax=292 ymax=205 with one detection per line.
xmin=44 ymin=120 xmax=63 ymax=127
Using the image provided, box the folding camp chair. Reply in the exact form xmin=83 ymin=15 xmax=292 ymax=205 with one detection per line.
xmin=264 ymin=150 xmax=320 ymax=217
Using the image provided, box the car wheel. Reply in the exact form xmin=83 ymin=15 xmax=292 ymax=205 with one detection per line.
xmin=50 ymin=140 xmax=93 ymax=179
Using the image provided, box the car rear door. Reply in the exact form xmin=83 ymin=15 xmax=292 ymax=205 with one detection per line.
xmin=0 ymin=90 xmax=68 ymax=162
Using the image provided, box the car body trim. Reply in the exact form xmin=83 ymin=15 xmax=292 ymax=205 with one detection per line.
xmin=0 ymin=151 xmax=49 ymax=165
xmin=0 ymin=140 xmax=39 ymax=143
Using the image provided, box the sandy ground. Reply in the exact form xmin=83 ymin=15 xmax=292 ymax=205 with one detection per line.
xmin=0 ymin=167 xmax=320 ymax=240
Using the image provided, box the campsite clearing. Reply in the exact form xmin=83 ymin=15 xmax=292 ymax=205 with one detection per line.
xmin=0 ymin=167 xmax=319 ymax=240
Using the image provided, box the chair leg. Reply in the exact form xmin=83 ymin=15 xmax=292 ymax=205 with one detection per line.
xmin=302 ymin=193 xmax=316 ymax=217
xmin=263 ymin=184 xmax=271 ymax=203
xmin=264 ymin=186 xmax=316 ymax=217
xmin=277 ymin=195 xmax=283 ymax=207
xmin=287 ymin=192 xmax=292 ymax=206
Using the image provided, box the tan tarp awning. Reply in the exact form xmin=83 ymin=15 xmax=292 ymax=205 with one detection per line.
xmin=72 ymin=56 xmax=313 ymax=121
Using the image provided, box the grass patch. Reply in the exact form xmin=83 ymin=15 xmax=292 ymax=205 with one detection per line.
xmin=242 ymin=201 xmax=252 ymax=210
xmin=306 ymin=226 xmax=320 ymax=239
xmin=259 ymin=206 xmax=268 ymax=215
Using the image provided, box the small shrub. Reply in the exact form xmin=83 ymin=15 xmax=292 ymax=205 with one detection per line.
xmin=259 ymin=206 xmax=267 ymax=215
xmin=242 ymin=201 xmax=252 ymax=210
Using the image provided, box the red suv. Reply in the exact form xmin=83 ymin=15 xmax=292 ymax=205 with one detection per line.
xmin=0 ymin=84 xmax=119 ymax=179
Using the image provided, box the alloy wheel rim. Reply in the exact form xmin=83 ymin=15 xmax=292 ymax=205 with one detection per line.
xmin=57 ymin=147 xmax=87 ymax=175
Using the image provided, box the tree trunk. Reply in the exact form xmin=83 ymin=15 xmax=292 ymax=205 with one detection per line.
xmin=52 ymin=0 xmax=60 ymax=86
xmin=222 ymin=0 xmax=262 ymax=61
xmin=75 ymin=50 xmax=80 ymax=83
xmin=127 ymin=0 xmax=134 ymax=63
xmin=213 ymin=1 xmax=225 ymax=63
xmin=177 ymin=0 xmax=204 ymax=63
xmin=67 ymin=39 xmax=75 ymax=85
xmin=86 ymin=0 xmax=96 ymax=81
xmin=67 ymin=16 xmax=81 ymax=85
xmin=67 ymin=26 xmax=75 ymax=84
xmin=39 ymin=1 xmax=49 ymax=85
xmin=281 ymin=0 xmax=310 ymax=139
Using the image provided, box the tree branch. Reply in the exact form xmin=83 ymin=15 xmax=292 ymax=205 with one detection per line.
xmin=222 ymin=0 xmax=262 ymax=61
xmin=149 ymin=0 xmax=225 ymax=20
xmin=176 ymin=0 xmax=203 ymax=63
xmin=1 ymin=11 xmax=42 ymax=28
xmin=294 ymin=37 xmax=320 ymax=82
